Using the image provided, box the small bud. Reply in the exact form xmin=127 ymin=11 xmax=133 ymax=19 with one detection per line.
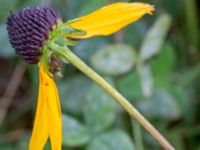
xmin=7 ymin=7 xmax=61 ymax=64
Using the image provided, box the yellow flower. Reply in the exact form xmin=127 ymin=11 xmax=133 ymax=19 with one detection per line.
xmin=32 ymin=2 xmax=154 ymax=150
xmin=8 ymin=2 xmax=154 ymax=150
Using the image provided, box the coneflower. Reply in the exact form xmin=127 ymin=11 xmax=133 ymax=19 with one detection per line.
xmin=7 ymin=3 xmax=173 ymax=150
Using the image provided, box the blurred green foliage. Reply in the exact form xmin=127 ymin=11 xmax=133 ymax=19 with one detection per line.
xmin=0 ymin=0 xmax=199 ymax=150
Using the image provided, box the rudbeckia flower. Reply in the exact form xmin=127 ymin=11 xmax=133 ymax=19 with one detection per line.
xmin=7 ymin=2 xmax=173 ymax=150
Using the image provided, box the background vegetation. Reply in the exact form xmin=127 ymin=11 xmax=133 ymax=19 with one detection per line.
xmin=0 ymin=0 xmax=199 ymax=149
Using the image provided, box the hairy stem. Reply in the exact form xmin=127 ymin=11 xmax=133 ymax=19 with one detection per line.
xmin=57 ymin=49 xmax=174 ymax=150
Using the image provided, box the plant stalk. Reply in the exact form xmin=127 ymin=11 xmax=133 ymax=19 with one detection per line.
xmin=57 ymin=49 xmax=175 ymax=150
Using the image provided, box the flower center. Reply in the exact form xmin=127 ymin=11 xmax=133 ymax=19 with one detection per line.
xmin=7 ymin=7 xmax=61 ymax=64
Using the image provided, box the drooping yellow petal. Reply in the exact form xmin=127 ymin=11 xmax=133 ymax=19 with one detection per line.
xmin=29 ymin=65 xmax=62 ymax=150
xmin=29 ymin=68 xmax=49 ymax=150
xmin=68 ymin=2 xmax=154 ymax=38
xmin=45 ymin=72 xmax=62 ymax=150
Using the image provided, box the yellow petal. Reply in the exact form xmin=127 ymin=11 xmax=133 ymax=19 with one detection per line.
xmin=44 ymin=72 xmax=62 ymax=150
xmin=29 ymin=67 xmax=49 ymax=150
xmin=29 ymin=65 xmax=62 ymax=150
xmin=68 ymin=2 xmax=154 ymax=38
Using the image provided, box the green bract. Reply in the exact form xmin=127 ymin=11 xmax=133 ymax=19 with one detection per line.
xmin=40 ymin=20 xmax=86 ymax=76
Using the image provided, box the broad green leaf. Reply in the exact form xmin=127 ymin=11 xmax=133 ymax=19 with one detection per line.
xmin=150 ymin=43 xmax=176 ymax=77
xmin=0 ymin=24 xmax=15 ymax=58
xmin=62 ymin=114 xmax=91 ymax=146
xmin=137 ymin=89 xmax=181 ymax=120
xmin=91 ymin=44 xmax=136 ymax=76
xmin=58 ymin=75 xmax=91 ymax=114
xmin=84 ymin=83 xmax=116 ymax=133
xmin=139 ymin=14 xmax=171 ymax=61
xmin=74 ymin=37 xmax=108 ymax=60
xmin=118 ymin=71 xmax=143 ymax=100
xmin=124 ymin=20 xmax=148 ymax=48
xmin=87 ymin=130 xmax=135 ymax=150
xmin=138 ymin=64 xmax=154 ymax=97
xmin=155 ymin=78 xmax=187 ymax=119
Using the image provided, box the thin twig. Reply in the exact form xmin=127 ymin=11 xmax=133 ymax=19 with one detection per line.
xmin=0 ymin=62 xmax=26 ymax=127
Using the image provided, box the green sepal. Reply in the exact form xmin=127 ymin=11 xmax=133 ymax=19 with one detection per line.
xmin=58 ymin=26 xmax=86 ymax=36
xmin=65 ymin=39 xmax=78 ymax=46
xmin=54 ymin=37 xmax=78 ymax=47
xmin=40 ymin=46 xmax=50 ymax=74
xmin=64 ymin=18 xmax=81 ymax=25
xmin=39 ymin=20 xmax=84 ymax=77
xmin=54 ymin=37 xmax=65 ymax=47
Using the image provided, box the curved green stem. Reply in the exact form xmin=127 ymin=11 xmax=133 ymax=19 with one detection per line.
xmin=57 ymin=48 xmax=174 ymax=150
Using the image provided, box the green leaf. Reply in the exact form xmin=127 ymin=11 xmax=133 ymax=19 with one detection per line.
xmin=124 ymin=20 xmax=148 ymax=48
xmin=62 ymin=114 xmax=91 ymax=146
xmin=84 ymin=83 xmax=116 ymax=133
xmin=155 ymin=78 xmax=187 ymax=119
xmin=150 ymin=43 xmax=176 ymax=77
xmin=87 ymin=130 xmax=135 ymax=150
xmin=118 ymin=71 xmax=143 ymax=100
xmin=74 ymin=37 xmax=109 ymax=61
xmin=58 ymin=75 xmax=91 ymax=115
xmin=139 ymin=14 xmax=171 ymax=61
xmin=0 ymin=24 xmax=15 ymax=58
xmin=137 ymin=89 xmax=181 ymax=120
xmin=91 ymin=44 xmax=136 ymax=76
xmin=138 ymin=64 xmax=154 ymax=97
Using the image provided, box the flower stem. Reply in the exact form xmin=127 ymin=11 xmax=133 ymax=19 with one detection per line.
xmin=57 ymin=49 xmax=175 ymax=150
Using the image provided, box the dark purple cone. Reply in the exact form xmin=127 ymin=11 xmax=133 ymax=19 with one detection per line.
xmin=7 ymin=7 xmax=61 ymax=64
